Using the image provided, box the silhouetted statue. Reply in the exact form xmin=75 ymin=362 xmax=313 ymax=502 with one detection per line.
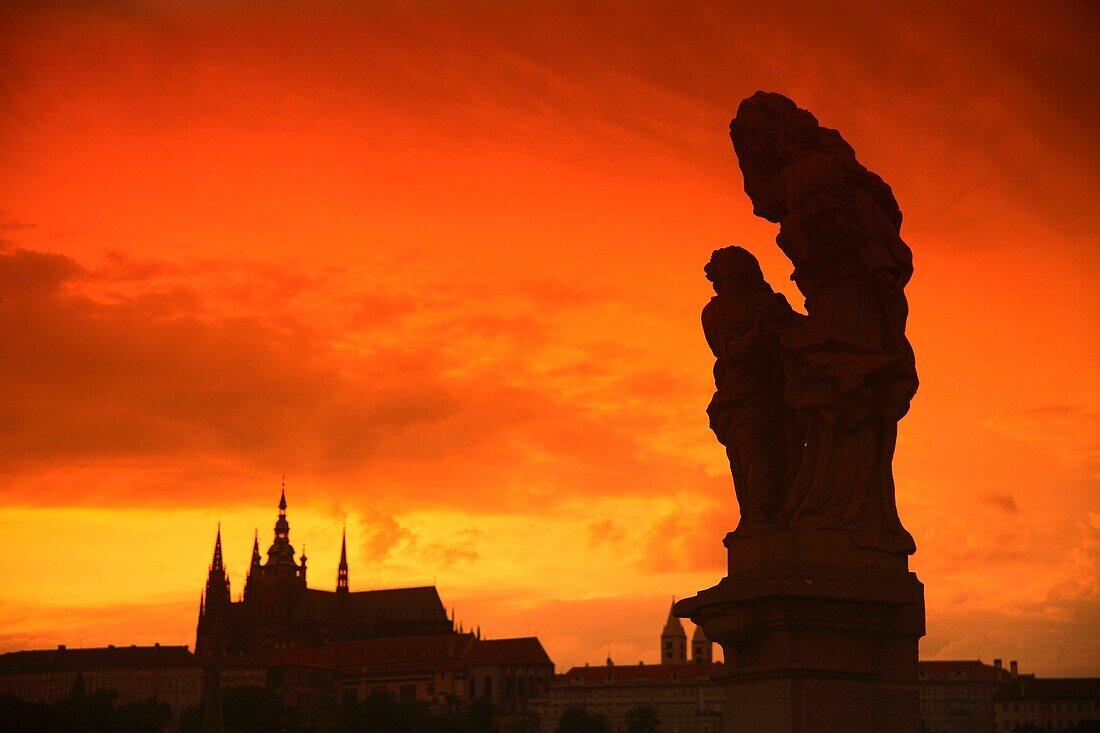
xmin=712 ymin=92 xmax=917 ymax=554
xmin=702 ymin=246 xmax=802 ymax=533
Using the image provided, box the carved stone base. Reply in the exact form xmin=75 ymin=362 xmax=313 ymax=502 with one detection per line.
xmin=674 ymin=528 xmax=925 ymax=733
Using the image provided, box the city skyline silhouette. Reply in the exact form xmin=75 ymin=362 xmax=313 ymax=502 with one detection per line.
xmin=1 ymin=0 xmax=1097 ymax=689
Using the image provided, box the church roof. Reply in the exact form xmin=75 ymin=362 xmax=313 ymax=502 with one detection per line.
xmin=318 ymin=632 xmax=553 ymax=673
xmin=465 ymin=637 xmax=552 ymax=666
xmin=301 ymin=585 xmax=448 ymax=625
xmin=692 ymin=624 xmax=707 ymax=641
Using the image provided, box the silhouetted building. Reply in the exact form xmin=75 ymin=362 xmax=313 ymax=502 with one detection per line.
xmin=994 ymin=676 xmax=1100 ymax=731
xmin=0 ymin=644 xmax=202 ymax=716
xmin=195 ymin=487 xmax=453 ymax=659
xmin=919 ymin=658 xmax=1029 ymax=733
xmin=267 ymin=647 xmax=341 ymax=730
xmin=326 ymin=632 xmax=553 ymax=720
xmin=531 ymin=611 xmax=723 ymax=733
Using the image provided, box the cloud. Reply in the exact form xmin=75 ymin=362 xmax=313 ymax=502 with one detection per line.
xmin=357 ymin=511 xmax=480 ymax=568
xmin=639 ymin=498 xmax=733 ymax=575
xmin=0 ymin=245 xmax=727 ymax=518
xmin=981 ymin=491 xmax=1019 ymax=514
xmin=982 ymin=404 xmax=1100 ymax=472
xmin=0 ymin=598 xmax=197 ymax=653
xmin=586 ymin=518 xmax=626 ymax=549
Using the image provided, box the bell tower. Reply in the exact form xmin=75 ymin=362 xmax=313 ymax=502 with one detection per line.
xmin=661 ymin=600 xmax=687 ymax=665
xmin=691 ymin=624 xmax=713 ymax=663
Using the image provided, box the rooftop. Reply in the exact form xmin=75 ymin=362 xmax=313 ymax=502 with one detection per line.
xmin=0 ymin=645 xmax=196 ymax=673
xmin=559 ymin=661 xmax=724 ymax=685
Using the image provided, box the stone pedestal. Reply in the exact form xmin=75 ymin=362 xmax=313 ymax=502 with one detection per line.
xmin=674 ymin=528 xmax=924 ymax=733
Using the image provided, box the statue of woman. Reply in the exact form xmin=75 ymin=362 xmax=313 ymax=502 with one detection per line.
xmin=702 ymin=246 xmax=802 ymax=534
xmin=729 ymin=93 xmax=918 ymax=554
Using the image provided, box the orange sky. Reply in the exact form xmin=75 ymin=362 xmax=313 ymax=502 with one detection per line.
xmin=1 ymin=0 xmax=1097 ymax=675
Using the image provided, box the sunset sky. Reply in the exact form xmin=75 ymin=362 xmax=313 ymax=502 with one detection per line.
xmin=1 ymin=1 xmax=1097 ymax=676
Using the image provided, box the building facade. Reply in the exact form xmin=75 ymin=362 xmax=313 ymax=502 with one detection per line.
xmin=993 ymin=677 xmax=1100 ymax=732
xmin=919 ymin=659 xmax=1028 ymax=733
xmin=531 ymin=604 xmax=724 ymax=733
xmin=0 ymin=644 xmax=202 ymax=717
xmin=325 ymin=632 xmax=553 ymax=720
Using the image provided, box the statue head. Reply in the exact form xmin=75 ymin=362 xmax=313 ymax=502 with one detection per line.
xmin=705 ymin=246 xmax=770 ymax=295
xmin=729 ymin=92 xmax=821 ymax=223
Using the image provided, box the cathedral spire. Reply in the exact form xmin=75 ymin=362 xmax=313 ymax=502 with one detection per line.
xmin=210 ymin=523 xmax=224 ymax=572
xmin=197 ymin=525 xmax=231 ymax=658
xmin=337 ymin=525 xmax=349 ymax=593
xmin=250 ymin=529 xmax=261 ymax=568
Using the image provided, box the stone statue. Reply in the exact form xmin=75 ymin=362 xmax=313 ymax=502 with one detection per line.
xmin=711 ymin=92 xmax=918 ymax=554
xmin=702 ymin=246 xmax=802 ymax=534
xmin=679 ymin=93 xmax=926 ymax=733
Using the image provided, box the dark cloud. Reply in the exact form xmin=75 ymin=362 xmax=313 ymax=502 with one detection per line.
xmin=982 ymin=491 xmax=1019 ymax=514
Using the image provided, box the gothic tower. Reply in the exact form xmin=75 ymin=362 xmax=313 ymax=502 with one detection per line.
xmin=337 ymin=526 xmax=349 ymax=594
xmin=661 ymin=600 xmax=687 ymax=665
xmin=691 ymin=624 xmax=713 ymax=664
xmin=195 ymin=525 xmax=231 ymax=658
xmin=196 ymin=526 xmax=228 ymax=733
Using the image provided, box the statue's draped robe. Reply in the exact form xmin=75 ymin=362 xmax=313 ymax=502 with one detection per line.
xmin=772 ymin=152 xmax=918 ymax=553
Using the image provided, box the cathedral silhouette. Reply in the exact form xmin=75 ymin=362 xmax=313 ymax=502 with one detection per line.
xmin=195 ymin=486 xmax=453 ymax=657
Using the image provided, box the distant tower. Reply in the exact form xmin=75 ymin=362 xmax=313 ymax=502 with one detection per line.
xmin=195 ymin=526 xmax=228 ymax=733
xmin=337 ymin=526 xmax=349 ymax=594
xmin=195 ymin=525 xmax=231 ymax=657
xmin=264 ymin=484 xmax=306 ymax=584
xmin=244 ymin=529 xmax=261 ymax=598
xmin=691 ymin=624 xmax=713 ymax=664
xmin=661 ymin=600 xmax=687 ymax=665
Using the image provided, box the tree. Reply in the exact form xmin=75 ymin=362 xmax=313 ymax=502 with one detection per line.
xmin=180 ymin=685 xmax=287 ymax=733
xmin=114 ymin=697 xmax=172 ymax=733
xmin=555 ymin=707 xmax=607 ymax=733
xmin=625 ymin=706 xmax=658 ymax=733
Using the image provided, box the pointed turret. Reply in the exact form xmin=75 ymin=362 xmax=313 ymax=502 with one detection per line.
xmin=336 ymin=526 xmax=349 ymax=594
xmin=691 ymin=624 xmax=713 ymax=664
xmin=250 ymin=530 xmax=261 ymax=568
xmin=196 ymin=526 xmax=231 ymax=658
xmin=660 ymin=600 xmax=687 ymax=665
xmin=210 ymin=523 xmax=225 ymax=572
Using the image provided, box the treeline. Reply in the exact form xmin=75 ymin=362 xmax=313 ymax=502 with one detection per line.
xmin=555 ymin=706 xmax=657 ymax=733
xmin=178 ymin=686 xmax=516 ymax=733
xmin=0 ymin=676 xmax=170 ymax=733
xmin=0 ymin=683 xmax=534 ymax=733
